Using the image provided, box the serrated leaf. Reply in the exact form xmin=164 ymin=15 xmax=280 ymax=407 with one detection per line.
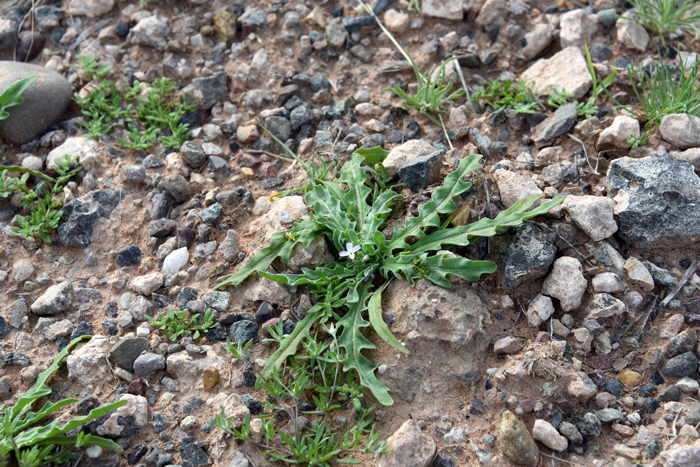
xmin=337 ymin=282 xmax=393 ymax=406
xmin=367 ymin=288 xmax=408 ymax=355
xmin=388 ymin=154 xmax=482 ymax=251
xmin=260 ymin=304 xmax=324 ymax=380
xmin=360 ymin=190 xmax=400 ymax=243
xmin=352 ymin=146 xmax=390 ymax=165
xmin=421 ymin=253 xmax=497 ymax=288
xmin=338 ymin=154 xmax=372 ymax=231
xmin=306 ymin=184 xmax=355 ymax=233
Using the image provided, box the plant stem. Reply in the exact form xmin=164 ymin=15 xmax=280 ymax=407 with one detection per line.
xmin=0 ymin=165 xmax=56 ymax=187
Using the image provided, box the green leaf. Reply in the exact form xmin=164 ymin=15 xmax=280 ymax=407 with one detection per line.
xmin=0 ymin=76 xmax=37 ymax=121
xmin=338 ymin=154 xmax=372 ymax=232
xmin=306 ymin=184 xmax=355 ymax=233
xmin=360 ymin=190 xmax=400 ymax=244
xmin=352 ymin=146 xmax=390 ymax=165
xmin=259 ymin=305 xmax=324 ymax=380
xmin=421 ymin=253 xmax=497 ymax=288
xmin=367 ymin=289 xmax=408 ymax=355
xmin=388 ymin=154 xmax=482 ymax=251
xmin=337 ymin=282 xmax=393 ymax=406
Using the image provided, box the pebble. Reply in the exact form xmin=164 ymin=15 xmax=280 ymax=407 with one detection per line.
xmin=532 ymin=420 xmax=568 ymax=451
xmin=498 ymin=410 xmax=539 ymax=467
xmin=541 ymin=257 xmax=587 ymax=312
xmin=624 ymin=257 xmax=655 ymax=290
xmin=577 ymin=412 xmax=602 ymax=439
xmin=663 ymin=352 xmax=699 ymax=378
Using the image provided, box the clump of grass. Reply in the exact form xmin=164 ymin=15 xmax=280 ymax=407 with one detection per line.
xmin=470 ymin=78 xmax=540 ymax=115
xmin=146 ymin=308 xmax=217 ymax=341
xmin=624 ymin=0 xmax=700 ymax=47
xmin=72 ymin=55 xmax=195 ymax=150
xmin=607 ymin=58 xmax=700 ymax=127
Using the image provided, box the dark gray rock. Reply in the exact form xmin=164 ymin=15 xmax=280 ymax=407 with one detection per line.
xmin=398 ymin=150 xmax=443 ymax=192
xmin=201 ymin=291 xmax=231 ymax=312
xmin=133 ymin=353 xmax=166 ymax=376
xmin=576 ymin=412 xmax=601 ymax=439
xmin=0 ymin=317 xmax=10 ymax=340
xmin=151 ymin=412 xmax=169 ymax=433
xmin=658 ymin=386 xmax=680 ymax=402
xmin=149 ymin=191 xmax=172 ymax=220
xmin=290 ymin=105 xmax=315 ymax=129
xmin=16 ymin=31 xmax=45 ymax=62
xmin=350 ymin=45 xmax=374 ymax=63
xmin=242 ymin=9 xmax=267 ymax=26
xmin=688 ymin=402 xmax=700 ymax=426
xmin=499 ymin=223 xmax=557 ymax=290
xmin=58 ymin=190 xmax=124 ymax=247
xmin=147 ymin=219 xmax=178 ymax=237
xmin=607 ymin=155 xmax=700 ymax=248
xmin=5 ymin=300 xmax=27 ymax=328
xmin=110 ymin=337 xmax=148 ymax=372
xmin=180 ymin=443 xmax=209 ymax=467
xmin=666 ymin=329 xmax=696 ymax=358
xmin=342 ymin=15 xmax=376 ymax=32
xmin=158 ymin=175 xmax=191 ymax=203
xmin=180 ymin=141 xmax=206 ymax=168
xmin=309 ymin=74 xmax=330 ymax=92
xmin=646 ymin=440 xmax=663 ymax=459
xmin=241 ymin=394 xmax=263 ymax=415
xmin=145 ymin=445 xmax=173 ymax=467
xmin=0 ymin=18 xmax=18 ymax=51
xmin=535 ymin=104 xmax=578 ymax=144
xmin=469 ymin=128 xmax=492 ymax=157
xmin=180 ymin=72 xmax=227 ymax=109
xmin=176 ymin=287 xmax=198 ymax=310
xmin=198 ymin=203 xmax=222 ymax=225
xmin=0 ymin=61 xmax=72 ymax=144
xmin=116 ymin=246 xmax=142 ymax=267
xmin=589 ymin=43 xmax=612 ymax=63
xmin=230 ymin=320 xmax=259 ymax=345
xmin=2 ymin=353 xmax=31 ymax=367
xmin=70 ymin=321 xmax=93 ymax=340
xmin=663 ymin=351 xmax=699 ymax=378
xmin=264 ymin=116 xmax=292 ymax=141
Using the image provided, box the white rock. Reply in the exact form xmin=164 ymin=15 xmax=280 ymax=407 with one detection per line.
xmin=624 ymin=257 xmax=654 ymax=291
xmin=637 ymin=426 xmax=655 ymax=445
xmin=572 ymin=327 xmax=593 ymax=352
xmin=533 ymin=419 xmax=568 ymax=451
xmin=443 ymin=427 xmax=466 ymax=444
xmin=568 ymin=372 xmax=598 ymax=398
xmin=523 ymin=23 xmax=554 ymax=60
xmin=562 ymin=195 xmax=617 ymax=241
xmin=66 ymin=336 xmax=111 ymax=386
xmin=376 ymin=420 xmax=436 ymax=467
xmin=128 ymin=16 xmax=171 ymax=49
xmin=520 ymin=47 xmax=592 ymax=99
xmin=616 ymin=17 xmax=649 ymax=52
xmin=680 ymin=424 xmax=700 ymax=438
xmin=383 ymin=140 xmax=438 ymax=178
xmin=86 ymin=445 xmax=103 ymax=458
xmin=594 ymin=331 xmax=611 ymax=354
xmin=163 ymin=247 xmax=189 ymax=274
xmin=559 ymin=9 xmax=598 ymax=50
xmin=128 ymin=272 xmax=164 ymax=296
xmin=96 ymin=394 xmax=149 ymax=437
xmin=46 ymin=137 xmax=97 ymax=171
xmin=248 ymin=196 xmax=310 ymax=243
xmin=166 ymin=347 xmax=225 ymax=390
xmin=422 ymin=0 xmax=463 ymax=20
xmin=526 ymin=294 xmax=555 ymax=327
xmin=597 ymin=116 xmax=641 ymax=149
xmin=67 ymin=0 xmax=115 ymax=17
xmin=586 ymin=293 xmax=626 ymax=320
xmin=542 ymin=257 xmax=587 ymax=311
xmin=660 ymin=114 xmax=700 ymax=149
xmin=592 ymin=272 xmax=624 ymax=293
xmin=12 ymin=259 xmax=34 ymax=282
xmin=676 ymin=377 xmax=700 ymax=394
xmin=475 ymin=0 xmax=507 ymax=27
xmin=494 ymin=169 xmax=544 ymax=208
xmin=384 ymin=9 xmax=409 ymax=33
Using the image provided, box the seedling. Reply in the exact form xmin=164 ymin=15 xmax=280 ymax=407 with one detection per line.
xmin=0 ymin=76 xmax=37 ymax=121
xmin=0 ymin=336 xmax=126 ymax=467
xmin=146 ymin=308 xmax=216 ymax=341
xmin=471 ymin=78 xmax=540 ymax=114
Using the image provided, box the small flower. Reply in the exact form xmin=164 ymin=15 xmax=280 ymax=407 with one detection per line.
xmin=363 ymin=273 xmax=376 ymax=282
xmin=339 ymin=242 xmax=361 ymax=260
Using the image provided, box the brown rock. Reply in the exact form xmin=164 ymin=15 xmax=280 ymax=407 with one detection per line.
xmin=499 ymin=410 xmax=540 ymax=467
xmin=203 ymin=366 xmax=220 ymax=391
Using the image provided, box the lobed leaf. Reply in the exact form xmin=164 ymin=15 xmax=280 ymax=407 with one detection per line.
xmin=421 ymin=253 xmax=497 ymax=288
xmin=367 ymin=288 xmax=408 ymax=355
xmin=337 ymin=154 xmax=372 ymax=231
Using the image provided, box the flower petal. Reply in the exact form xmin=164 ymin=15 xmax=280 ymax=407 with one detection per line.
xmin=346 ymin=242 xmax=354 ymax=252
xmin=352 ymin=244 xmax=361 ymax=253
xmin=339 ymin=251 xmax=349 ymax=257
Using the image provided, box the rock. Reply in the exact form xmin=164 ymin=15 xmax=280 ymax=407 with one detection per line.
xmin=384 ymin=9 xmax=409 ymax=33
xmin=494 ymin=336 xmax=525 ymax=355
xmin=592 ymin=273 xmax=624 ymax=294
xmin=66 ymin=336 xmax=111 ymax=386
xmin=12 ymin=260 xmax=33 ymax=282
xmin=16 ymin=31 xmax=44 ymax=62
xmin=287 ymin=236 xmax=331 ymax=273
xmin=523 ymin=23 xmax=554 ymax=60
xmin=577 ymin=412 xmax=602 ymax=439
xmin=58 ymin=189 xmax=124 ymax=247
xmin=133 ymin=353 xmax=166 ymax=376
xmin=493 ymin=169 xmax=544 ymax=208
xmin=499 ymin=223 xmax=557 ymax=290
xmin=660 ymin=114 xmax=700 ymax=149
xmin=562 ymin=195 xmax=617 ymax=241
xmin=67 ymin=0 xmax=114 ymax=17
xmin=128 ymin=15 xmax=171 ymax=49
xmin=568 ymin=372 xmax=598 ymax=398
xmin=534 ymin=104 xmax=578 ymax=144
xmin=659 ymin=443 xmax=700 ymax=466
xmin=0 ymin=61 xmax=72 ymax=144
xmin=181 ymin=72 xmax=227 ymax=110
xmin=167 ymin=348 xmax=225 ymax=391
xmin=542 ymin=257 xmax=587 ymax=312
xmin=469 ymin=128 xmax=492 ymax=157
xmin=289 ymin=105 xmax=315 ymax=129
xmin=159 ymin=175 xmax=191 ymax=203
xmin=663 ymin=352 xmax=699 ymax=378
xmin=616 ymin=17 xmax=649 ymax=52
xmin=230 ymin=320 xmax=258 ymax=345
xmin=325 ymin=22 xmax=348 ymax=48
xmin=5 ymin=300 xmax=28 ymax=328
xmin=520 ymin=47 xmax=592 ymax=99
xmin=559 ymin=422 xmax=583 ymax=444
xmin=533 ymin=420 xmax=568 ymax=451
xmin=179 ymin=141 xmax=206 ymax=168
xmin=618 ymin=369 xmax=642 ymax=388
xmin=150 ymin=192 xmax=172 ymax=220
xmin=202 ymin=291 xmax=230 ymax=312
xmin=498 ymin=411 xmax=539 ymax=467
xmin=198 ymin=203 xmax=222 ymax=225
xmin=203 ymin=366 xmax=220 ymax=391
xmin=129 ymin=273 xmax=163 ymax=296
xmin=398 ymin=150 xmax=443 ymax=192
xmin=46 ymin=136 xmax=97 ymax=171
xmin=0 ymin=18 xmax=18 ymax=52
xmin=30 ymin=281 xmax=73 ymax=315
xmin=659 ymin=386 xmax=681 ymax=402
xmin=598 ymin=116 xmax=640 ymax=149
xmin=218 ymin=230 xmax=240 ymax=262
xmin=148 ymin=219 xmax=178 ymax=237
xmin=526 ymin=294 xmax=555 ymax=327
xmin=624 ymin=257 xmax=654 ymax=290
xmin=670 ymin=148 xmax=700 ymax=170
xmin=116 ymin=246 xmax=142 ymax=267
xmin=668 ymin=330 xmax=697 ymax=358
xmin=422 ymin=0 xmax=463 ymax=20
xmin=376 ymin=420 xmax=436 ymax=467
xmin=475 ymin=0 xmax=506 ymax=26
xmin=180 ymin=443 xmax=208 ymax=467
xmin=144 ymin=445 xmax=173 ymax=467
xmin=110 ymin=337 xmax=148 ymax=372
xmin=383 ymin=140 xmax=438 ymax=178
xmin=560 ymin=9 xmax=598 ymax=50
xmin=609 ymin=158 xmax=696 ymax=247
xmin=586 ymin=293 xmax=626 ymax=319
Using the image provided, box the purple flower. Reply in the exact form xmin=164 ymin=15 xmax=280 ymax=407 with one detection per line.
xmin=363 ymin=273 xmax=375 ymax=282
xmin=339 ymin=242 xmax=361 ymax=260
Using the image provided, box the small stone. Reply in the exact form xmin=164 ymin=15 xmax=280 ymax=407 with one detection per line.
xmin=542 ymin=257 xmax=587 ymax=312
xmin=203 ymin=366 xmax=220 ymax=391
xmin=619 ymin=369 xmax=642 ymax=388
xmin=498 ymin=410 xmax=540 ymax=467
xmin=577 ymin=412 xmax=602 ymax=439
xmin=526 ymin=294 xmax=555 ymax=327
xmin=30 ymin=281 xmax=73 ymax=315
xmin=624 ymin=257 xmax=655 ymax=291
xmin=663 ymin=352 xmax=699 ymax=378
xmin=559 ymin=421 xmax=583 ymax=444
xmin=116 ymin=246 xmax=142 ymax=267
xmin=616 ymin=17 xmax=649 ymax=52
xmin=562 ymin=196 xmax=617 ymax=241
xmin=533 ymin=420 xmax=568 ymax=451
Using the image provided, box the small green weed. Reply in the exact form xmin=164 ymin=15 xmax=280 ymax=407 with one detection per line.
xmin=216 ymin=332 xmax=388 ymax=467
xmin=0 ymin=76 xmax=37 ymax=121
xmin=624 ymin=0 xmax=700 ymax=47
xmin=216 ymin=121 xmax=563 ymax=405
xmin=73 ymin=56 xmax=195 ymax=150
xmin=579 ymin=41 xmax=617 ymax=119
xmin=146 ymin=308 xmax=216 ymax=341
xmin=0 ymin=336 xmax=126 ymax=467
xmin=0 ymin=154 xmax=82 ymax=243
xmin=628 ymin=129 xmax=651 ymax=149
xmin=408 ymin=0 xmax=420 ymax=13
xmin=607 ymin=58 xmax=700 ymax=127
xmin=471 ymin=78 xmax=540 ymax=115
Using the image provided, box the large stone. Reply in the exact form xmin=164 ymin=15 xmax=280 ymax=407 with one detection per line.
xmin=475 ymin=0 xmax=506 ymax=26
xmin=559 ymin=9 xmax=598 ymax=50
xmin=248 ymin=196 xmax=310 ymax=243
xmin=562 ymin=195 xmax=617 ymax=241
xmin=46 ymin=136 xmax=98 ymax=171
xmin=607 ymin=155 xmax=700 ymax=248
xmin=422 ymin=0 xmax=463 ymax=20
xmin=616 ymin=17 xmax=649 ymax=52
xmin=494 ymin=169 xmax=544 ymax=208
xmin=66 ymin=336 xmax=111 ymax=386
xmin=58 ymin=189 xmax=124 ymax=247
xmin=96 ymin=394 xmax=148 ymax=437
xmin=378 ymin=279 xmax=489 ymax=402
xmin=242 ymin=278 xmax=293 ymax=306
xmin=30 ymin=281 xmax=74 ymax=315
xmin=597 ymin=116 xmax=640 ymax=149
xmin=520 ymin=47 xmax=592 ymax=99
xmin=660 ymin=114 xmax=700 ymax=150
xmin=383 ymin=140 xmax=438 ymax=178
xmin=129 ymin=273 xmax=164 ymax=296
xmin=376 ymin=420 xmax=436 ymax=467
xmin=499 ymin=410 xmax=540 ymax=467
xmin=180 ymin=72 xmax=227 ymax=110
xmin=128 ymin=16 xmax=171 ymax=49
xmin=499 ymin=223 xmax=557 ymax=290
xmin=166 ymin=348 xmax=225 ymax=391
xmin=0 ymin=61 xmax=72 ymax=144
xmin=110 ymin=337 xmax=148 ymax=372
xmin=67 ymin=0 xmax=114 ymax=17
xmin=541 ymin=257 xmax=587 ymax=312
